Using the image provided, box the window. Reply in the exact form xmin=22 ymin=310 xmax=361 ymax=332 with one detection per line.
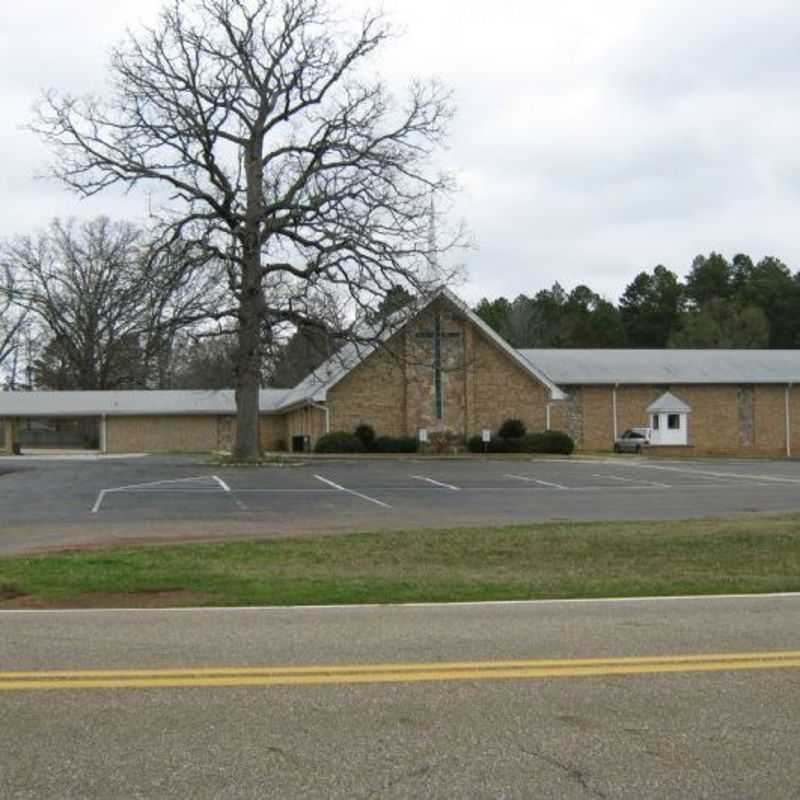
xmin=668 ymin=414 xmax=681 ymax=430
xmin=652 ymin=415 xmax=660 ymax=430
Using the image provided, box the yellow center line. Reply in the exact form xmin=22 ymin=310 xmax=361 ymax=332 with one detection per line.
xmin=2 ymin=651 xmax=799 ymax=691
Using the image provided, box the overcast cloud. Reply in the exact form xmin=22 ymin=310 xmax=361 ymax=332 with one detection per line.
xmin=2 ymin=0 xmax=799 ymax=305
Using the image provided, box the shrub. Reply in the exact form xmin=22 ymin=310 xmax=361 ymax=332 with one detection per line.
xmin=538 ymin=429 xmax=575 ymax=455
xmin=426 ymin=430 xmax=463 ymax=454
xmin=468 ymin=429 xmax=575 ymax=455
xmin=467 ymin=435 xmax=484 ymax=453
xmin=498 ymin=418 xmax=526 ymax=439
xmin=354 ymin=424 xmax=377 ymax=451
xmin=518 ymin=430 xmax=575 ymax=455
xmin=374 ymin=435 xmax=418 ymax=453
xmin=314 ymin=431 xmax=365 ymax=453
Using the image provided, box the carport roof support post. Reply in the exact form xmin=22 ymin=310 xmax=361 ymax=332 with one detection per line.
xmin=2 ymin=418 xmax=15 ymax=455
xmin=786 ymin=384 xmax=792 ymax=459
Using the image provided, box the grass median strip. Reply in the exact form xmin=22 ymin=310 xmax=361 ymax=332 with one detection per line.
xmin=3 ymin=514 xmax=800 ymax=608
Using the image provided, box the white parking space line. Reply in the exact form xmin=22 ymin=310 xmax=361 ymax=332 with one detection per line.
xmin=505 ymin=474 xmax=568 ymax=490
xmin=534 ymin=479 xmax=569 ymax=490
xmin=91 ymin=490 xmax=109 ymax=514
xmin=608 ymin=461 xmax=800 ymax=485
xmin=213 ymin=476 xmax=232 ymax=492
xmin=595 ymin=474 xmax=671 ymax=489
xmin=213 ymin=475 xmax=249 ymax=511
xmin=108 ymin=475 xmax=220 ymax=491
xmin=314 ymin=475 xmax=392 ymax=509
xmin=91 ymin=475 xmax=234 ymax=514
xmin=410 ymin=475 xmax=460 ymax=491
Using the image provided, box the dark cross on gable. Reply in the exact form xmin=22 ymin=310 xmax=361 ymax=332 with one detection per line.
xmin=416 ymin=312 xmax=462 ymax=420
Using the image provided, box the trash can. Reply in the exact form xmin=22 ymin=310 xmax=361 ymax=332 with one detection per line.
xmin=291 ymin=435 xmax=308 ymax=453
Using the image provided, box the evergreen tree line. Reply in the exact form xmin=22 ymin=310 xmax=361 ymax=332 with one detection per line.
xmin=474 ymin=253 xmax=800 ymax=349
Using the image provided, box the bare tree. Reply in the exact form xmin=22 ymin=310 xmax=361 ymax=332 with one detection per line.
xmin=33 ymin=0 xmax=462 ymax=459
xmin=0 ymin=268 xmax=29 ymax=387
xmin=167 ymin=331 xmax=239 ymax=389
xmin=1 ymin=217 xmax=217 ymax=389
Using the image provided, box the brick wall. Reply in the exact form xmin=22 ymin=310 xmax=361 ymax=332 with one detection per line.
xmin=323 ymin=298 xmax=552 ymax=441
xmin=561 ymin=383 xmax=796 ymax=456
xmin=106 ymin=415 xmax=222 ymax=453
xmin=580 ymin=386 xmax=615 ymax=450
xmin=753 ymin=385 xmax=788 ymax=454
xmin=468 ymin=331 xmax=548 ymax=436
xmin=260 ymin=415 xmax=288 ymax=451
xmin=404 ymin=301 xmax=468 ymax=435
xmin=103 ymin=413 xmax=289 ymax=454
xmin=327 ymin=336 xmax=408 ymax=438
xmin=283 ymin=406 xmax=327 ymax=450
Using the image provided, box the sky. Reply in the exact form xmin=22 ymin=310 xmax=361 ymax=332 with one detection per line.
xmin=2 ymin=0 xmax=800 ymax=306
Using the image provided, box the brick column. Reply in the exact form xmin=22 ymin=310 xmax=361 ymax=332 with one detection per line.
xmin=3 ymin=418 xmax=15 ymax=455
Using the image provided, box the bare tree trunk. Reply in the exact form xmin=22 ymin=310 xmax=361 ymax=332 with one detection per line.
xmin=233 ymin=239 xmax=263 ymax=461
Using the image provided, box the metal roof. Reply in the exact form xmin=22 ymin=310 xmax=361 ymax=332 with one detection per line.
xmin=0 ymin=389 xmax=291 ymax=417
xmin=518 ymin=349 xmax=800 ymax=385
xmin=647 ymin=391 xmax=692 ymax=414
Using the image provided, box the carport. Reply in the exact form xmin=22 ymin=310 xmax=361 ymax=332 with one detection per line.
xmin=17 ymin=417 xmax=101 ymax=451
xmin=0 ymin=389 xmax=293 ymax=454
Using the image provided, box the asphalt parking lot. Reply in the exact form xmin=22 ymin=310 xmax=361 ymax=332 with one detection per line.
xmin=2 ymin=455 xmax=800 ymax=554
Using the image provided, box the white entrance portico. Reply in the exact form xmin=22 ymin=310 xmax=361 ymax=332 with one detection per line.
xmin=647 ymin=392 xmax=690 ymax=446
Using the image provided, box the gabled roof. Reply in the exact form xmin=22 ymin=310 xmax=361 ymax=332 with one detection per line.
xmin=518 ymin=349 xmax=800 ymax=385
xmin=278 ymin=287 xmax=565 ymax=407
xmin=647 ymin=391 xmax=691 ymax=414
xmin=439 ymin=289 xmax=565 ymax=400
xmin=0 ymin=289 xmax=567 ymax=418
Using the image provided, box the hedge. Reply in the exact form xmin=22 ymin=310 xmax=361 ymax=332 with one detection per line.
xmin=498 ymin=418 xmax=526 ymax=439
xmin=467 ymin=430 xmax=575 ymax=455
xmin=314 ymin=431 xmax=365 ymax=453
xmin=313 ymin=431 xmax=418 ymax=453
xmin=374 ymin=435 xmax=418 ymax=453
xmin=354 ymin=424 xmax=377 ymax=451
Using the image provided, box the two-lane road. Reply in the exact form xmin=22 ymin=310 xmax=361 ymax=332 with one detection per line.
xmin=2 ymin=594 xmax=800 ymax=798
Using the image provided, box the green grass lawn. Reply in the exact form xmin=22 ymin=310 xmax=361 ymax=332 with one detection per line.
xmin=3 ymin=515 xmax=800 ymax=607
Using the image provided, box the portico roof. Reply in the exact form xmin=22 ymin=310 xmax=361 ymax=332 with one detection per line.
xmin=647 ymin=392 xmax=692 ymax=414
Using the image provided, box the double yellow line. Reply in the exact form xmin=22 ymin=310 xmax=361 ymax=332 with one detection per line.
xmin=2 ymin=650 xmax=800 ymax=691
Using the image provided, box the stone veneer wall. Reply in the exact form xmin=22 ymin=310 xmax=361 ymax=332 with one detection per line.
xmin=550 ymin=388 xmax=583 ymax=447
xmin=737 ymin=386 xmax=755 ymax=448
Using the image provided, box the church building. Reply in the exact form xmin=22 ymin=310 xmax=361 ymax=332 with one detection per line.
xmin=1 ymin=288 xmax=799 ymax=457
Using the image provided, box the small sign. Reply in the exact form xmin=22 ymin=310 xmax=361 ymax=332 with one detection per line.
xmin=481 ymin=429 xmax=491 ymax=443
xmin=418 ymin=428 xmax=429 ymax=443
